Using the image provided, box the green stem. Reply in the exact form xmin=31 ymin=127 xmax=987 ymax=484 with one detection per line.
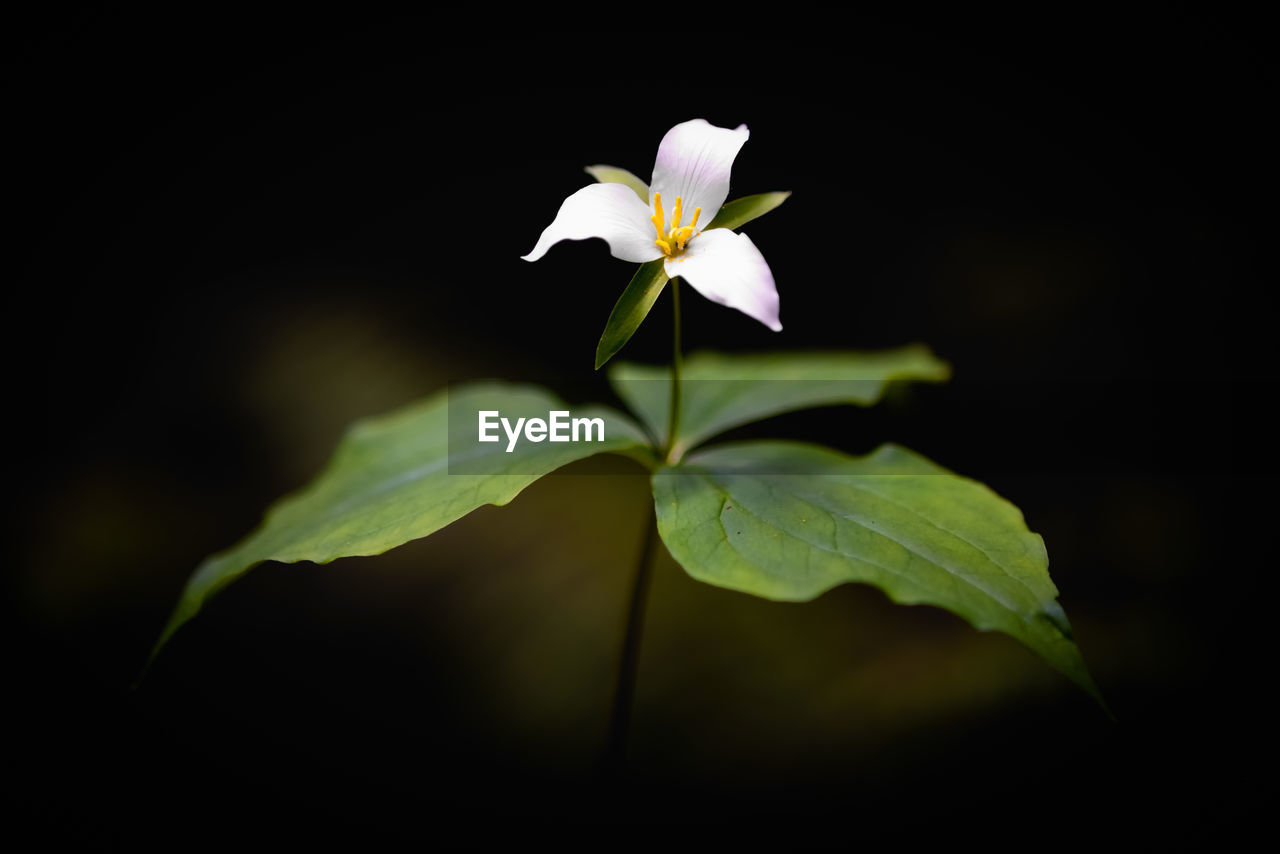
xmin=601 ymin=501 xmax=658 ymax=777
xmin=664 ymin=277 xmax=682 ymax=462
xmin=601 ymin=277 xmax=682 ymax=778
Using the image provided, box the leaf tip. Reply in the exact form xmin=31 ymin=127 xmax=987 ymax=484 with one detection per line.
xmin=594 ymin=331 xmax=623 ymax=370
xmin=902 ymin=341 xmax=953 ymax=382
xmin=1074 ymin=671 xmax=1115 ymax=720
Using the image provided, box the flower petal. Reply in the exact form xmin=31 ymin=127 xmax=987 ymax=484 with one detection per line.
xmin=666 ymin=229 xmax=781 ymax=331
xmin=522 ymin=182 xmax=662 ymax=264
xmin=649 ymin=119 xmax=750 ymax=232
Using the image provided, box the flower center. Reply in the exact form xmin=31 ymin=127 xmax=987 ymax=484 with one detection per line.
xmin=650 ymin=192 xmax=702 ymax=259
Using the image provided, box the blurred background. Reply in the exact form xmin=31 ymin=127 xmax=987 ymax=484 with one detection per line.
xmin=5 ymin=11 xmax=1275 ymax=845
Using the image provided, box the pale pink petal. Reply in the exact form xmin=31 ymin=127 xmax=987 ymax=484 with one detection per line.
xmin=648 ymin=119 xmax=750 ymax=233
xmin=522 ymin=182 xmax=662 ymax=264
xmin=665 ymin=229 xmax=781 ymax=331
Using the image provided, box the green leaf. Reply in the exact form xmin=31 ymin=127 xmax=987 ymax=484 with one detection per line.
xmin=652 ymin=441 xmax=1105 ymax=705
xmin=149 ymin=383 xmax=651 ymax=664
xmin=595 ymin=260 xmax=670 ymax=370
xmin=609 ymin=346 xmax=951 ymax=457
xmin=584 ymin=164 xmax=649 ymax=202
xmin=705 ymin=191 xmax=791 ymax=231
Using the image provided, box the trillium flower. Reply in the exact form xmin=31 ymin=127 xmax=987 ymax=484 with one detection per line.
xmin=522 ymin=119 xmax=782 ymax=332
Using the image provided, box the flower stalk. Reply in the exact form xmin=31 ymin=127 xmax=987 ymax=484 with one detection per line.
xmin=664 ymin=278 xmax=682 ymax=463
xmin=604 ymin=278 xmax=684 ymax=777
xmin=602 ymin=501 xmax=659 ymax=778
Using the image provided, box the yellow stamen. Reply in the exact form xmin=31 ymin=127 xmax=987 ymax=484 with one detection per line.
xmin=651 ymin=194 xmax=702 ymax=258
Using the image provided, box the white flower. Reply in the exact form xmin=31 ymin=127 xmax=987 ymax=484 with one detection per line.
xmin=522 ymin=119 xmax=782 ymax=331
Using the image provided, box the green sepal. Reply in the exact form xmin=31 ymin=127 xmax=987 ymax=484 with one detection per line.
xmin=595 ymin=260 xmax=670 ymax=370
xmin=584 ymin=164 xmax=648 ymax=202
xmin=705 ymin=191 xmax=791 ymax=231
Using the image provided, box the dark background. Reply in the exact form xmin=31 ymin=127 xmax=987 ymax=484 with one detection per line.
xmin=6 ymin=11 xmax=1275 ymax=846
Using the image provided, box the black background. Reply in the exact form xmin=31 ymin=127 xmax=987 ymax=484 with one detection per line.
xmin=6 ymin=11 xmax=1275 ymax=846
